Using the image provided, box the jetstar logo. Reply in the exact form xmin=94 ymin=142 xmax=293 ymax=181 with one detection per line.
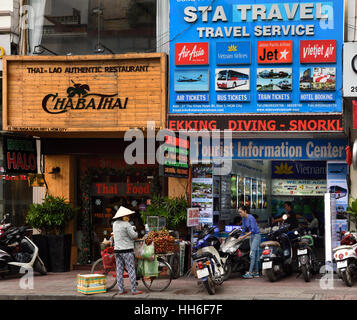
xmin=42 ymin=81 xmax=128 ymax=114
xmin=257 ymin=41 xmax=293 ymax=64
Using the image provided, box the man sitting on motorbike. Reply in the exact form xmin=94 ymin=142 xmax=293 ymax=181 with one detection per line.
xmin=272 ymin=201 xmax=307 ymax=231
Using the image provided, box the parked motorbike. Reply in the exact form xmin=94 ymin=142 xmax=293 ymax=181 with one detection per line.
xmin=260 ymin=215 xmax=299 ymax=282
xmin=333 ymin=232 xmax=357 ymax=287
xmin=0 ymin=214 xmax=47 ymax=277
xmin=219 ymin=227 xmax=250 ymax=280
xmin=192 ymin=225 xmax=225 ymax=295
xmin=296 ymin=228 xmax=320 ymax=282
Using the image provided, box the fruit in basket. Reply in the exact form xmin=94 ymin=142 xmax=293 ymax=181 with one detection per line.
xmin=145 ymin=229 xmax=175 ymax=253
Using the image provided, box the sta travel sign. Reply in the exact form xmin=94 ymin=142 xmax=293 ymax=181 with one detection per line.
xmin=169 ymin=1 xmax=343 ymax=114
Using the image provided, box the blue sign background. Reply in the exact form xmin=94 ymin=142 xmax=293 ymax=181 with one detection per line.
xmin=169 ymin=0 xmax=343 ymax=114
xmin=192 ymin=139 xmax=347 ymax=160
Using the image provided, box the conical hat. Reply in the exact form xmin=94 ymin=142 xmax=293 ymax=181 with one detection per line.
xmin=112 ymin=206 xmax=135 ymax=220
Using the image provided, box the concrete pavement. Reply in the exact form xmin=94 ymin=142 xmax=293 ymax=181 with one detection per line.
xmin=0 ymin=270 xmax=356 ymax=300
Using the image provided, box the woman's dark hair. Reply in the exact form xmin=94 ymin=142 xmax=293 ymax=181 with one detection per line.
xmin=239 ymin=205 xmax=250 ymax=214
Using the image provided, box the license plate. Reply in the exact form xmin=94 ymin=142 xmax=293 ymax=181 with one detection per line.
xmin=196 ymin=267 xmax=209 ymax=279
xmin=337 ymin=260 xmax=348 ymax=269
xmin=298 ymin=249 xmax=307 ymax=255
xmin=262 ymin=261 xmax=272 ymax=269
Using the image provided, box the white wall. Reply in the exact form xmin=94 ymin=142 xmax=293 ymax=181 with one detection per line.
xmin=0 ymin=0 xmax=13 ymax=13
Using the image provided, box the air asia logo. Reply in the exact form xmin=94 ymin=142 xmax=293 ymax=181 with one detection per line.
xmin=42 ymin=80 xmax=128 ymax=114
xmin=175 ymin=43 xmax=209 ymax=65
xmin=257 ymin=41 xmax=293 ymax=64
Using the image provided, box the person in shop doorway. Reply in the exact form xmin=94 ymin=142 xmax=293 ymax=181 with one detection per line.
xmin=308 ymin=212 xmax=319 ymax=235
xmin=238 ymin=206 xmax=261 ymax=279
xmin=112 ymin=206 xmax=143 ymax=295
xmin=272 ymin=201 xmax=307 ymax=230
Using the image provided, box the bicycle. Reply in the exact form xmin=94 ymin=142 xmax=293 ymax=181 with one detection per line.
xmin=91 ymin=246 xmax=173 ymax=292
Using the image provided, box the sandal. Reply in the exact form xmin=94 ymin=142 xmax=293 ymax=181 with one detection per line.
xmin=132 ymin=291 xmax=143 ymax=295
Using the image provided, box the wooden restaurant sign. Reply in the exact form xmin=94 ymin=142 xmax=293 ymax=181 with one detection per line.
xmin=2 ymin=54 xmax=167 ymax=135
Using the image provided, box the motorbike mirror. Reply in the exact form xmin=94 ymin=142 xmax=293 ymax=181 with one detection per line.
xmin=282 ymin=214 xmax=288 ymax=221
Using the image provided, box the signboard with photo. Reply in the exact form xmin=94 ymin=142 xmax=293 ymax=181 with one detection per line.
xmin=191 ymin=177 xmax=214 ymax=224
xmin=327 ymin=162 xmax=348 ymax=220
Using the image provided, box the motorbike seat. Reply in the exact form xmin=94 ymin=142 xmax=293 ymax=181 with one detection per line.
xmin=260 ymin=241 xmax=280 ymax=248
xmin=333 ymin=245 xmax=357 ymax=252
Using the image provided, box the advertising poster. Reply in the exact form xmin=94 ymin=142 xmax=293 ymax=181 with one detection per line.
xmin=271 ymin=179 xmax=327 ymax=196
xmin=244 ymin=177 xmax=251 ymax=207
xmin=169 ymin=0 xmax=343 ymax=114
xmin=230 ymin=175 xmax=237 ymax=209
xmin=191 ymin=177 xmax=214 ymax=224
xmin=238 ymin=175 xmax=244 ymax=207
xmin=327 ymin=162 xmax=348 ymax=219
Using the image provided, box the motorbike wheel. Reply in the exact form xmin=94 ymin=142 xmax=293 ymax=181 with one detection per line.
xmin=203 ymin=276 xmax=216 ymax=295
xmin=266 ymin=268 xmax=277 ymax=282
xmin=223 ymin=263 xmax=232 ymax=281
xmin=341 ymin=268 xmax=353 ymax=287
xmin=301 ymin=265 xmax=311 ymax=282
xmin=34 ymin=257 xmax=47 ymax=275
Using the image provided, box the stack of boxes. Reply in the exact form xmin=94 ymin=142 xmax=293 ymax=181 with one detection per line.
xmin=77 ymin=274 xmax=106 ymax=295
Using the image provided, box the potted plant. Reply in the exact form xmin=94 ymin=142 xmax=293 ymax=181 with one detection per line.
xmin=347 ymin=197 xmax=357 ymax=231
xmin=26 ymin=196 xmax=78 ymax=272
xmin=140 ymin=195 xmax=189 ymax=233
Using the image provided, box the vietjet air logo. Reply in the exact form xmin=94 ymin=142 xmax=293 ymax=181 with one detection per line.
xmin=42 ymin=80 xmax=128 ymax=114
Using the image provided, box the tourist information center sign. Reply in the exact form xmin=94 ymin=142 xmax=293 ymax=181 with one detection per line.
xmin=169 ymin=1 xmax=343 ymax=114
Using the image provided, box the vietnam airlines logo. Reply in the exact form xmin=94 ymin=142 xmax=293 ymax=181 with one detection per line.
xmin=257 ymin=41 xmax=293 ymax=64
xmin=42 ymin=81 xmax=128 ymax=114
xmin=227 ymin=44 xmax=237 ymax=52
xmin=274 ymin=162 xmax=293 ymax=175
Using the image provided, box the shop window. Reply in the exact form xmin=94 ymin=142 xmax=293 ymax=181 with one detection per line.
xmin=21 ymin=0 xmax=157 ymax=56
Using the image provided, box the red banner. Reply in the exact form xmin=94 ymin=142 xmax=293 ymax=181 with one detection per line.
xmin=167 ymin=114 xmax=344 ymax=132
xmin=300 ymin=40 xmax=336 ymax=63
xmin=175 ymin=42 xmax=209 ymax=65
xmin=257 ymin=40 xmax=293 ymax=64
